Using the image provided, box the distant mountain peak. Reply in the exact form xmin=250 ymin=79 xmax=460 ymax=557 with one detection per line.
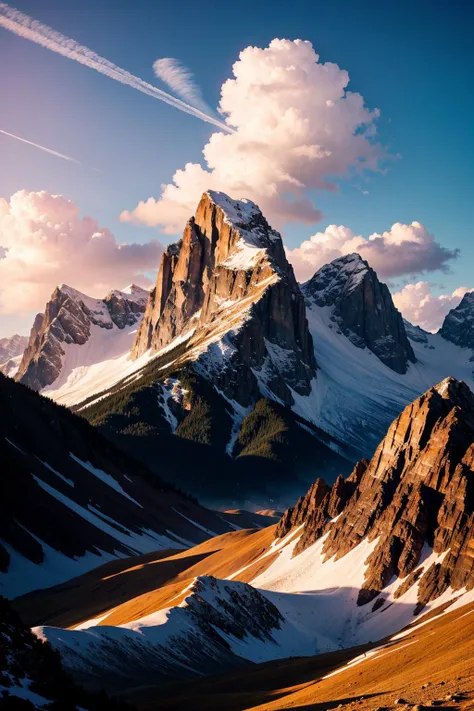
xmin=0 ymin=332 xmax=29 ymax=378
xmin=16 ymin=282 xmax=148 ymax=391
xmin=440 ymin=290 xmax=474 ymax=350
xmin=303 ymin=253 xmax=415 ymax=374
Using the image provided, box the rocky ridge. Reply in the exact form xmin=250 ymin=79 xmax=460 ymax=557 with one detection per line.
xmin=302 ymin=253 xmax=415 ymax=373
xmin=35 ymin=575 xmax=284 ymax=689
xmin=439 ymin=291 xmax=474 ymax=351
xmin=277 ymin=377 xmax=474 ymax=610
xmin=16 ymin=284 xmax=148 ymax=391
xmin=132 ymin=190 xmax=316 ymax=406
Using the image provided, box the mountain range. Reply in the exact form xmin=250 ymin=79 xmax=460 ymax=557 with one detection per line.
xmin=7 ymin=375 xmax=474 ymax=701
xmin=6 ymin=190 xmax=474 ymax=507
xmin=2 ymin=190 xmax=474 ymax=710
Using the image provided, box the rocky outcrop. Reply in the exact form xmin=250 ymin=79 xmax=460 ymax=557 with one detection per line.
xmin=36 ymin=575 xmax=283 ymax=689
xmin=439 ymin=291 xmax=474 ymax=350
xmin=277 ymin=377 xmax=474 ymax=610
xmin=133 ymin=191 xmax=316 ymax=405
xmin=17 ymin=284 xmax=148 ymax=391
xmin=0 ymin=595 xmax=132 ymax=710
xmin=276 ymin=461 xmax=366 ymax=553
xmin=303 ymin=254 xmax=415 ymax=374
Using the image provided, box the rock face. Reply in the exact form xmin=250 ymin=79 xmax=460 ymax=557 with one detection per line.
xmin=276 ymin=377 xmax=474 ymax=610
xmin=16 ymin=284 xmax=148 ymax=391
xmin=133 ymin=190 xmax=316 ymax=405
xmin=439 ymin=291 xmax=474 ymax=350
xmin=302 ymin=254 xmax=415 ymax=374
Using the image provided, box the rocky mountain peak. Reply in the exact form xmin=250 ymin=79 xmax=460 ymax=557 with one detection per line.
xmin=16 ymin=284 xmax=148 ymax=391
xmin=439 ymin=291 xmax=474 ymax=350
xmin=277 ymin=377 xmax=474 ymax=611
xmin=0 ymin=333 xmax=28 ymax=362
xmin=132 ymin=190 xmax=316 ymax=405
xmin=302 ymin=253 xmax=415 ymax=374
xmin=0 ymin=332 xmax=29 ymax=377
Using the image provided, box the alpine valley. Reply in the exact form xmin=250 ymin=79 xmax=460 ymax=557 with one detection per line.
xmin=2 ymin=192 xmax=474 ymax=711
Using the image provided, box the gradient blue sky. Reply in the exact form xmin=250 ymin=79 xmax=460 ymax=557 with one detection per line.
xmin=0 ymin=0 xmax=473 ymax=336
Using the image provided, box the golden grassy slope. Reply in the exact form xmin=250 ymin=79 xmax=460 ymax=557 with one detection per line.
xmin=13 ymin=526 xmax=277 ymax=628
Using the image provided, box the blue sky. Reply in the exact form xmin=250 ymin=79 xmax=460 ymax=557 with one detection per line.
xmin=0 ymin=0 xmax=473 ymax=336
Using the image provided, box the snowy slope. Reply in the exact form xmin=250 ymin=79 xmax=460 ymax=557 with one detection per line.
xmin=292 ymin=302 xmax=474 ymax=456
xmin=35 ymin=524 xmax=474 ymax=687
xmin=15 ymin=283 xmax=152 ymax=405
xmin=0 ymin=373 xmax=232 ymax=599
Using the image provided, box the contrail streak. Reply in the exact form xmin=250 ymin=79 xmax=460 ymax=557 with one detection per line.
xmin=0 ymin=3 xmax=231 ymax=133
xmin=0 ymin=127 xmax=81 ymax=163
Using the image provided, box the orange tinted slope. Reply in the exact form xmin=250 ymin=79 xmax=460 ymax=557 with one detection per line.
xmin=123 ymin=599 xmax=474 ymax=711
xmin=13 ymin=526 xmax=276 ymax=628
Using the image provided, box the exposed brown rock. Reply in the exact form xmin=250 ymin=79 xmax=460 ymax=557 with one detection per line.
xmin=133 ymin=191 xmax=316 ymax=405
xmin=17 ymin=285 xmax=147 ymax=391
xmin=276 ymin=460 xmax=366 ymax=554
xmin=277 ymin=378 xmax=474 ymax=610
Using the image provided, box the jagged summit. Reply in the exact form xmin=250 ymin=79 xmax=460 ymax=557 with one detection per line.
xmin=302 ymin=253 xmax=370 ymax=303
xmin=277 ymin=376 xmax=474 ymax=610
xmin=439 ymin=291 xmax=474 ymax=350
xmin=132 ymin=190 xmax=315 ymax=405
xmin=16 ymin=283 xmax=148 ymax=391
xmin=302 ymin=253 xmax=415 ymax=374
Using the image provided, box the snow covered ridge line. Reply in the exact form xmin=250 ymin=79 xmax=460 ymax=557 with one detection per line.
xmin=34 ymin=528 xmax=474 ymax=687
xmin=16 ymin=282 xmax=150 ymax=397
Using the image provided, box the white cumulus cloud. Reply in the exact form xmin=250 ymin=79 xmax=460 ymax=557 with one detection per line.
xmin=0 ymin=190 xmax=161 ymax=314
xmin=286 ymin=221 xmax=458 ymax=282
xmin=121 ymin=38 xmax=384 ymax=233
xmin=392 ymin=282 xmax=472 ymax=333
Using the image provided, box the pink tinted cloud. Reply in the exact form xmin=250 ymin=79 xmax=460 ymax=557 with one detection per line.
xmin=286 ymin=221 xmax=458 ymax=282
xmin=393 ymin=281 xmax=472 ymax=332
xmin=0 ymin=190 xmax=161 ymax=313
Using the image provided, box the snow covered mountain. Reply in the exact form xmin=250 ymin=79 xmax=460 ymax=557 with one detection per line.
xmin=302 ymin=253 xmax=415 ymax=373
xmin=132 ymin=189 xmax=316 ymax=405
xmin=297 ymin=253 xmax=474 ymax=457
xmin=34 ymin=191 xmax=469 ymax=505
xmin=0 ymin=333 xmax=28 ymax=377
xmin=0 ymin=373 xmax=233 ymax=599
xmin=439 ymin=290 xmax=474 ymax=350
xmin=31 ymin=378 xmax=474 ymax=690
xmin=16 ymin=283 xmax=149 ymax=399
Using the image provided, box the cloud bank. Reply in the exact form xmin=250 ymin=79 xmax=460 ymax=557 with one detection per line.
xmin=393 ymin=282 xmax=471 ymax=333
xmin=121 ymin=38 xmax=384 ymax=233
xmin=153 ymin=58 xmax=212 ymax=115
xmin=286 ymin=221 xmax=458 ymax=281
xmin=0 ymin=190 xmax=161 ymax=313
